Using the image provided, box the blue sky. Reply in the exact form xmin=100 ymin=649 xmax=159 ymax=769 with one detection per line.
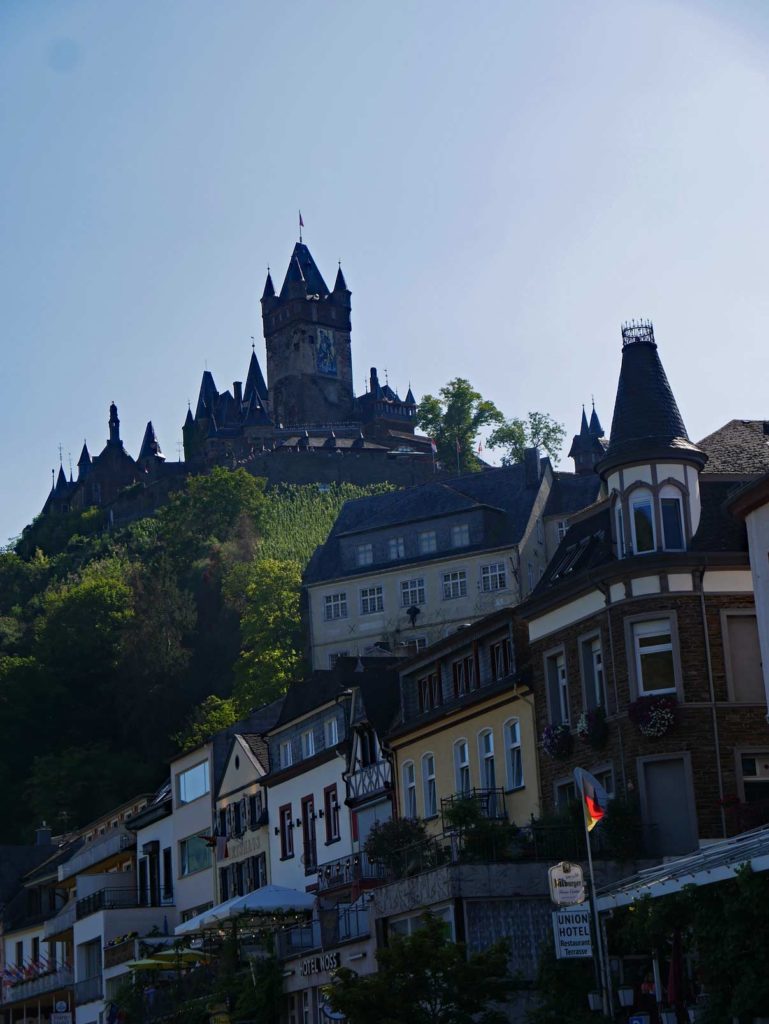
xmin=2 ymin=0 xmax=768 ymax=544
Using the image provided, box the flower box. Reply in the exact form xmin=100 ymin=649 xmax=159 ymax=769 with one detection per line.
xmin=628 ymin=694 xmax=678 ymax=738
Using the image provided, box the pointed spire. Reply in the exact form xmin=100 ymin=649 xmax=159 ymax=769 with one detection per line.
xmin=184 ymin=405 xmax=194 ymax=428
xmin=588 ymin=401 xmax=603 ymax=438
xmin=195 ymin=370 xmax=218 ymax=419
xmin=138 ymin=421 xmax=164 ymax=461
xmin=261 ymin=270 xmax=275 ymax=300
xmin=77 ymin=441 xmax=91 ymax=480
xmin=108 ymin=402 xmax=121 ymax=446
xmin=333 ymin=263 xmax=348 ymax=292
xmin=580 ymin=405 xmax=589 ymax=435
xmin=55 ymin=465 xmax=69 ymax=495
xmin=279 ymin=242 xmax=329 ymax=298
xmin=405 ymin=386 xmax=416 ymax=406
xmin=244 ymin=348 xmax=268 ymax=404
xmin=599 ymin=320 xmax=705 ymax=476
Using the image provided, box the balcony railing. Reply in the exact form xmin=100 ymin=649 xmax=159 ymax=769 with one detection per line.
xmin=60 ymin=830 xmax=134 ymax=880
xmin=345 ymin=760 xmax=392 ymax=803
xmin=75 ymin=887 xmax=139 ymax=920
xmin=440 ymin=788 xmax=507 ymax=828
xmin=276 ymin=905 xmax=370 ymax=960
xmin=316 ymin=851 xmax=386 ymax=894
xmin=275 ymin=920 xmax=321 ymax=958
xmin=75 ymin=975 xmax=103 ymax=1006
xmin=44 ymin=901 xmax=77 ymax=940
xmin=3 ymin=967 xmax=73 ymax=1002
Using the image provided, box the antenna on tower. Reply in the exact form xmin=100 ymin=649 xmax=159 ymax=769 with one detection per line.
xmin=68 ymin=452 xmax=73 ymax=476
xmin=176 ymin=440 xmax=183 ymax=462
xmin=250 ymin=336 xmax=255 ymax=351
xmin=57 ymin=443 xmax=63 ymax=465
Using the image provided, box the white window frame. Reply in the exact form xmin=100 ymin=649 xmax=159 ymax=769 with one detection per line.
xmin=660 ymin=488 xmax=685 ymax=551
xmin=360 ymin=585 xmax=384 ymax=615
xmin=179 ymin=831 xmax=212 ymax=877
xmin=279 ymin=739 xmax=293 ymax=769
xmin=504 ymin=718 xmax=524 ymax=790
xmin=176 ymin=761 xmax=210 ymax=806
xmin=418 ymin=530 xmax=437 ymax=554
xmin=481 ymin=562 xmax=507 ymax=592
xmin=403 ymin=761 xmax=417 ymax=818
xmin=300 ymin=729 xmax=315 ymax=759
xmin=401 ymin=577 xmax=426 ymax=607
xmin=328 ymin=650 xmax=349 ymax=669
xmin=451 ymin=523 xmax=470 ymax=548
xmin=632 ymin=618 xmax=677 ymax=696
xmin=454 ymin=739 xmax=471 ymax=794
xmin=324 ymin=592 xmax=348 ymax=621
xmin=478 ymin=729 xmax=497 ymax=790
xmin=630 ymin=491 xmax=656 ymax=554
xmin=422 ymin=753 xmax=437 ymax=817
xmin=580 ymin=633 xmax=606 ymax=711
xmin=389 ymin=536 xmax=406 ymax=560
xmin=356 ymin=543 xmax=374 ymax=567
xmin=442 ymin=570 xmax=467 ymax=600
xmin=324 ymin=717 xmax=339 ymax=748
xmin=557 ymin=519 xmax=568 ymax=542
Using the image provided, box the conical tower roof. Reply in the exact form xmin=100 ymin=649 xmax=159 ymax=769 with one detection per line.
xmin=589 ymin=405 xmax=603 ymax=437
xmin=261 ymin=271 xmax=275 ymax=300
xmin=333 ymin=265 xmax=348 ymax=291
xmin=138 ymin=421 xmax=164 ymax=461
xmin=244 ymin=349 xmax=268 ymax=404
xmin=598 ymin=321 xmax=705 ymax=476
xmin=279 ymin=242 xmax=329 ymax=298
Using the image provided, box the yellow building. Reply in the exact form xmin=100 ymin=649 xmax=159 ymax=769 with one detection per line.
xmin=388 ymin=609 xmax=541 ymax=834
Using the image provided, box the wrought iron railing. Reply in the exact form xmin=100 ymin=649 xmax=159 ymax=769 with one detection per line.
xmin=75 ymin=887 xmax=139 ymax=920
xmin=75 ymin=974 xmax=102 ymax=1006
xmin=316 ymin=851 xmax=386 ymax=893
xmin=440 ymin=788 xmax=507 ymax=828
xmin=3 ymin=967 xmax=73 ymax=1002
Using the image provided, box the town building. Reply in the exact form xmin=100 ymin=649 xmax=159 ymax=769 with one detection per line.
xmin=518 ymin=320 xmax=769 ymax=854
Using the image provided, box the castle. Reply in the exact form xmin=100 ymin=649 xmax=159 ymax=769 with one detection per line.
xmin=39 ymin=240 xmax=436 ymax=523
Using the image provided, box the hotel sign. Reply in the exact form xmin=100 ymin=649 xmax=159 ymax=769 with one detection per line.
xmin=548 ymin=861 xmax=585 ymax=906
xmin=300 ymin=950 xmax=340 ymax=977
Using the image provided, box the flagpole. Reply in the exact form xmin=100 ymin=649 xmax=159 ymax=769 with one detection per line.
xmin=581 ymin=799 xmax=611 ymax=1017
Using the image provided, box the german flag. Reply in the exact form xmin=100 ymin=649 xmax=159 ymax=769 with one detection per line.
xmin=574 ymin=768 xmax=608 ymax=832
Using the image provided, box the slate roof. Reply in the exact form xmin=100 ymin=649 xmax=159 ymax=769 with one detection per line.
xmin=271 ymin=658 xmax=400 ymax=730
xmin=543 ymin=471 xmax=603 ymax=518
xmin=698 ymin=420 xmax=769 ymax=475
xmin=353 ymin=670 xmax=401 ymax=737
xmin=599 ymin=331 xmax=705 ymax=474
xmin=0 ymin=846 xmax=56 ymax=910
xmin=690 ymin=480 xmax=748 ymax=552
xmin=279 ymin=242 xmax=330 ymax=298
xmin=240 ymin=733 xmax=270 ymax=772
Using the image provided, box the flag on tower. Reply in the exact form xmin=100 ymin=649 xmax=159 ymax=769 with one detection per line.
xmin=299 ymin=210 xmax=304 ymax=228
xmin=574 ymin=767 xmax=608 ymax=832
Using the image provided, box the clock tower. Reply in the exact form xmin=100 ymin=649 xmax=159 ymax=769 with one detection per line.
xmin=261 ymin=243 xmax=354 ymax=428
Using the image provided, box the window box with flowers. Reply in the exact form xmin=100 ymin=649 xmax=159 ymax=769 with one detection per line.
xmin=542 ymin=723 xmax=573 ymax=760
xmin=628 ymin=694 xmax=678 ymax=738
xmin=575 ymin=707 xmax=608 ymax=749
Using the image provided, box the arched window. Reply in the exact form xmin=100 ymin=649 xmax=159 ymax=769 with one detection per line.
xmin=402 ymin=761 xmax=416 ymax=819
xmin=629 ymin=488 xmax=655 ymax=554
xmin=478 ymin=730 xmax=496 ymax=791
xmin=421 ymin=753 xmax=437 ymax=817
xmin=504 ymin=719 xmax=524 ymax=790
xmin=615 ymin=502 xmax=626 ymax=558
xmin=659 ymin=484 xmax=685 ymax=551
xmin=453 ymin=739 xmax=471 ymax=794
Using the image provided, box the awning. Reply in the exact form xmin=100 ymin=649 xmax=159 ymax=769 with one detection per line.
xmin=175 ymin=885 xmax=316 ymax=935
xmin=595 ymin=823 xmax=769 ymax=912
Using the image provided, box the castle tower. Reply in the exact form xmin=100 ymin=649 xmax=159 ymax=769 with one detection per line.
xmin=261 ymin=243 xmax=354 ymax=427
xmin=568 ymin=403 xmax=607 ymax=475
xmin=598 ymin=320 xmax=706 ymax=557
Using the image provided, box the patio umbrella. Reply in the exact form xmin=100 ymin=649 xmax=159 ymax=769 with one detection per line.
xmin=176 ymin=885 xmax=315 ymax=935
xmin=125 ymin=959 xmax=169 ymax=972
xmin=151 ymin=948 xmax=212 ymax=964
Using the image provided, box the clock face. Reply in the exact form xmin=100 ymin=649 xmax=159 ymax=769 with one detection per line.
xmin=316 ymin=328 xmax=338 ymax=376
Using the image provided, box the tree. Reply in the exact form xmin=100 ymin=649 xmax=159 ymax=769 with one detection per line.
xmin=174 ymin=694 xmax=238 ymax=753
xmin=325 ymin=912 xmax=514 ymax=1024
xmin=486 ymin=411 xmax=566 ymax=466
xmin=417 ymin=379 xmax=504 ymax=474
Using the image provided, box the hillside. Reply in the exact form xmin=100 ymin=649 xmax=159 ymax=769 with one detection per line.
xmin=0 ymin=471 xmax=394 ymax=842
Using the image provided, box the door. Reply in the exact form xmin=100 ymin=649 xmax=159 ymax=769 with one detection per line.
xmin=640 ymin=756 xmax=697 ymax=856
xmin=301 ymin=796 xmax=317 ymax=873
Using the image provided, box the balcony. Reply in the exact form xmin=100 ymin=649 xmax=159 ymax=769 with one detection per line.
xmin=75 ymin=975 xmax=103 ymax=1006
xmin=44 ymin=900 xmax=77 ymax=940
xmin=75 ymin=887 xmax=139 ymax=920
xmin=275 ymin=920 xmax=321 ymax=958
xmin=316 ymin=851 xmax=386 ymax=894
xmin=345 ymin=760 xmax=392 ymax=804
xmin=3 ymin=967 xmax=73 ymax=1003
xmin=60 ymin=830 xmax=134 ymax=880
xmin=275 ymin=905 xmax=370 ymax=959
xmin=440 ymin=788 xmax=507 ymax=829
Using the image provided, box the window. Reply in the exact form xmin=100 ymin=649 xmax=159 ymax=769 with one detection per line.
xmin=631 ymin=494 xmax=655 ymax=553
xmin=279 ymin=804 xmax=294 ymax=859
xmin=418 ymin=530 xmax=437 ymax=554
xmin=403 ymin=761 xmax=417 ymax=818
xmin=401 ymin=577 xmax=426 ymax=607
xmin=417 ymin=671 xmax=442 ymax=712
xmin=324 ymin=717 xmax=339 ymax=748
xmin=324 ymin=784 xmax=341 ymax=843
xmin=616 ymin=504 xmax=626 ymax=558
xmin=177 ymin=761 xmax=210 ymax=805
xmin=451 ymin=523 xmax=470 ymax=548
xmin=15 ymin=941 xmax=23 ymax=969
xmin=740 ymin=753 xmax=769 ymax=803
xmin=632 ymin=619 xmax=676 ymax=695
xmin=593 ymin=766 xmax=615 ymax=800
xmin=661 ymin=496 xmax=684 ymax=550
xmin=356 ymin=543 xmax=374 ymax=566
xmin=490 ymin=638 xmax=513 ymax=680
xmin=301 ymin=729 xmax=315 ymax=759
xmin=454 ymin=740 xmax=471 ymax=794
xmin=328 ymin=651 xmax=349 ymax=668
xmin=324 ymin=592 xmax=348 ymax=621
xmin=360 ymin=585 xmax=384 ymax=614
xmin=162 ymin=847 xmax=173 ymax=901
xmin=442 ymin=570 xmax=467 ymax=600
xmin=232 ymin=799 xmax=244 ymax=835
xmin=179 ymin=832 xmax=212 ymax=877
xmin=248 ymin=792 xmax=264 ymax=829
xmin=557 ymin=519 xmax=568 ymax=542
xmin=452 ymin=655 xmax=476 ymax=697
xmin=358 ymin=726 xmax=376 ymax=766
xmin=723 ymin=612 xmax=764 ymax=702
xmin=581 ymin=635 xmax=606 ymax=710
xmin=545 ymin=651 xmax=570 ymax=725
xmin=389 ymin=536 xmax=405 ymax=560
xmin=422 ymin=754 xmax=437 ymax=817
xmin=279 ymin=739 xmax=293 ymax=769
xmin=301 ymin=796 xmax=317 ymax=873
xmin=505 ymin=719 xmax=524 ymax=790
xmin=555 ymin=780 xmax=577 ymax=810
xmin=481 ymin=562 xmax=507 ymax=592
xmin=479 ymin=730 xmax=496 ymax=790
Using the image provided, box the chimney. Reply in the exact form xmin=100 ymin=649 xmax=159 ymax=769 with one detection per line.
xmin=233 ymin=381 xmax=243 ymax=405
xmin=35 ymin=822 xmax=52 ymax=847
xmin=370 ymin=367 xmax=380 ymax=396
xmin=524 ymin=447 xmax=542 ymax=487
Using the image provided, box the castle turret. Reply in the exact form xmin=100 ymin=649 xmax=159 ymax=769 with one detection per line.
xmin=108 ymin=402 xmax=122 ymax=447
xmin=77 ymin=442 xmax=92 ymax=480
xmin=568 ymin=405 xmax=606 ymax=476
xmin=261 ymin=242 xmax=354 ymax=427
xmin=138 ymin=421 xmax=165 ymax=465
xmin=598 ymin=320 xmax=706 ymax=557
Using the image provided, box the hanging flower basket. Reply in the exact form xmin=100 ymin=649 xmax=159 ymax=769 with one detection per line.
xmin=542 ymin=723 xmax=574 ymax=760
xmin=575 ymin=707 xmax=609 ymax=749
xmin=628 ymin=694 xmax=678 ymax=738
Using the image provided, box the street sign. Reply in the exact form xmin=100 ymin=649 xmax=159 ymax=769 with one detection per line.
xmin=552 ymin=906 xmax=592 ymax=959
xmin=548 ymin=861 xmax=586 ymax=906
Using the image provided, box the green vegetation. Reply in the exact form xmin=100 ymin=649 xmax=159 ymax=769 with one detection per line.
xmin=487 ymin=411 xmax=566 ymax=467
xmin=0 ymin=471 xmax=393 ymax=841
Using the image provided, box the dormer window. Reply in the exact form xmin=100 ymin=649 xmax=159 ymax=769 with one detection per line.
xmin=631 ymin=494 xmax=655 ymax=553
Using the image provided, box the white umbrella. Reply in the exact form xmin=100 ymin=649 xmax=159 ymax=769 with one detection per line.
xmin=175 ymin=885 xmax=315 ymax=935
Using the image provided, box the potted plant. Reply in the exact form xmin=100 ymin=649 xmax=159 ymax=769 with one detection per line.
xmin=628 ymin=694 xmax=678 ymax=738
xmin=576 ymin=706 xmax=609 ymax=749
xmin=542 ymin=723 xmax=574 ymax=760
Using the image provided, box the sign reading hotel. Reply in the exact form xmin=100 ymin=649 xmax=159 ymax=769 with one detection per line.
xmin=300 ymin=951 xmax=340 ymax=977
xmin=552 ymin=906 xmax=592 ymax=959
xmin=548 ymin=861 xmax=585 ymax=906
